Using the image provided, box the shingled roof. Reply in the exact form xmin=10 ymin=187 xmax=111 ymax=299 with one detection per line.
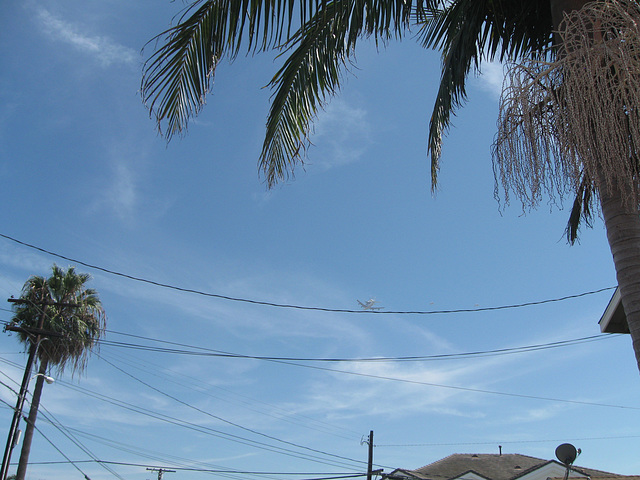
xmin=386 ymin=454 xmax=623 ymax=480
xmin=401 ymin=454 xmax=547 ymax=480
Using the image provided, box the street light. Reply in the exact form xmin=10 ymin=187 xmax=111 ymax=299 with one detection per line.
xmin=11 ymin=375 xmax=54 ymax=449
xmin=1 ymin=343 xmax=47 ymax=480
xmin=32 ymin=374 xmax=54 ymax=385
xmin=1 ymin=298 xmax=53 ymax=480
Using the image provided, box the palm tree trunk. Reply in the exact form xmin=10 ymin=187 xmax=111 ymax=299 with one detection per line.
xmin=15 ymin=359 xmax=48 ymax=480
xmin=599 ymin=181 xmax=640 ymax=372
xmin=547 ymin=0 xmax=640 ymax=374
xmin=550 ymin=0 xmax=591 ymax=32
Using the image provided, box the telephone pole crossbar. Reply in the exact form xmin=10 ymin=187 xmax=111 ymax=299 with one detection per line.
xmin=147 ymin=467 xmax=176 ymax=480
xmin=1 ymin=298 xmax=80 ymax=480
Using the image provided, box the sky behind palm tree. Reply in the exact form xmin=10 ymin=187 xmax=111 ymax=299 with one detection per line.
xmin=1 ymin=2 xmax=639 ymax=480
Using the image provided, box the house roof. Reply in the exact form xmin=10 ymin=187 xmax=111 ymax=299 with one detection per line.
xmin=400 ymin=454 xmax=548 ymax=480
xmin=549 ymin=477 xmax=640 ymax=480
xmin=599 ymin=287 xmax=629 ymax=333
xmin=386 ymin=454 xmax=624 ymax=480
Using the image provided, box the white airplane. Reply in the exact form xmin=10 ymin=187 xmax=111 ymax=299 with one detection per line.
xmin=358 ymin=299 xmax=384 ymax=311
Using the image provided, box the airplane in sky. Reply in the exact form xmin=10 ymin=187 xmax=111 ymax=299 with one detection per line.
xmin=357 ymin=299 xmax=384 ymax=311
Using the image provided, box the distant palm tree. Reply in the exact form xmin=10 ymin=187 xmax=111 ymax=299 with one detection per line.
xmin=10 ymin=265 xmax=105 ymax=480
xmin=142 ymin=0 xmax=640 ymax=374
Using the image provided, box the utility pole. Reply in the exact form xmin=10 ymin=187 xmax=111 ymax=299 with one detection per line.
xmin=364 ymin=431 xmax=383 ymax=480
xmin=367 ymin=431 xmax=374 ymax=480
xmin=147 ymin=467 xmax=176 ymax=480
xmin=0 ymin=298 xmax=50 ymax=480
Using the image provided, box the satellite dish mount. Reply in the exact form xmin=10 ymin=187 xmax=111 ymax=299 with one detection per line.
xmin=555 ymin=443 xmax=580 ymax=480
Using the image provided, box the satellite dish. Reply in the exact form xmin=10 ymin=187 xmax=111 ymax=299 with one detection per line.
xmin=555 ymin=443 xmax=578 ymax=466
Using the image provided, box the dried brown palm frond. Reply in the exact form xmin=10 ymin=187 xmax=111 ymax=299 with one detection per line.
xmin=493 ymin=0 xmax=640 ymax=214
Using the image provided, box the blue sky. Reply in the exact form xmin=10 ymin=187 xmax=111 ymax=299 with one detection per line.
xmin=1 ymin=1 xmax=640 ymax=480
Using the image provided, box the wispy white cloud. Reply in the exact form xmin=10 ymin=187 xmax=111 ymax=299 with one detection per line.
xmin=85 ymin=140 xmax=174 ymax=224
xmin=290 ymin=332 xmax=601 ymax=425
xmin=310 ymin=99 xmax=371 ymax=169
xmin=88 ymin=159 xmax=139 ymax=223
xmin=506 ymin=404 xmax=570 ymax=423
xmin=34 ymin=7 xmax=136 ymax=67
xmin=295 ymin=360 xmax=489 ymax=421
xmin=473 ymin=60 xmax=505 ymax=99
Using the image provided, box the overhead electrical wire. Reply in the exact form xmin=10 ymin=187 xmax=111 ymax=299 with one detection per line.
xmin=0 ymin=375 xmax=374 ymax=480
xmin=100 ymin=348 xmax=361 ymax=440
xmin=0 ymin=360 xmax=367 ymax=473
xmin=97 ymin=329 xmax=617 ymax=362
xmin=98 ymin=354 xmax=371 ymax=469
xmin=62 ymin=427 xmax=354 ymax=480
xmin=52 ymin=378 xmax=372 ymax=471
xmin=256 ymin=358 xmax=640 ymax=411
xmin=37 ymin=405 xmax=125 ymax=480
xmin=0 ymin=352 xmax=366 ymax=468
xmin=0 ymin=396 xmax=95 ymax=480
xmin=375 ymin=435 xmax=640 ymax=447
xmin=0 ymin=232 xmax=616 ymax=315
xmin=0 ymin=367 xmax=124 ymax=479
xmin=26 ymin=460 xmax=370 ymax=480
xmin=0 ymin=326 xmax=633 ymax=417
xmin=2 ymin=356 xmax=638 ymax=476
xmin=0 ymin=235 xmax=625 ymax=476
xmin=0 ymin=317 xmax=618 ymax=363
xmin=28 ymin=421 xmax=98 ymax=480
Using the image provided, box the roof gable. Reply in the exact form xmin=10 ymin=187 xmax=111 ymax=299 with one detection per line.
xmin=409 ymin=454 xmax=548 ymax=480
xmin=398 ymin=454 xmax=623 ymax=480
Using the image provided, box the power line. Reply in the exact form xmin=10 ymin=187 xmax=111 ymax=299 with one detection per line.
xmin=23 ymin=416 xmax=94 ymax=480
xmin=375 ymin=435 xmax=640 ymax=447
xmin=65 ymin=426 xmax=346 ymax=480
xmin=0 ymin=368 xmax=123 ymax=479
xmin=1 ymin=351 xmax=362 ymax=463
xmin=100 ymin=347 xmax=361 ymax=441
xmin=0 ymin=232 xmax=616 ymax=315
xmin=0 ymin=330 xmax=640 ymax=416
xmin=52 ymin=379 xmax=369 ymax=471
xmin=2 ymin=318 xmax=617 ymax=364
xmin=98 ymin=354 xmax=369 ymax=469
xmin=37 ymin=406 xmax=125 ymax=480
xmin=26 ymin=460 xmax=370 ymax=479
xmin=258 ymin=358 xmax=640 ymax=411
xmin=97 ymin=330 xmax=617 ymax=362
xmin=3 ymin=355 xmax=637 ymax=476
xmin=0 ymin=380 xmax=364 ymax=480
xmin=96 ymin=333 xmax=635 ymax=409
xmin=2 ymin=327 xmax=633 ymax=420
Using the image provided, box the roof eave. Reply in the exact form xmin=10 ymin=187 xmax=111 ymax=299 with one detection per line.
xmin=599 ymin=287 xmax=629 ymax=334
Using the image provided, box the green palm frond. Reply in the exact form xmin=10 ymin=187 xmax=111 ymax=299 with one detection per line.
xmin=11 ymin=265 xmax=106 ymax=376
xmin=418 ymin=0 xmax=553 ymax=189
xmin=142 ymin=0 xmax=305 ymax=140
xmin=566 ymin=172 xmax=594 ymax=244
xmin=143 ymin=1 xmax=227 ymax=139
xmin=262 ymin=0 xmax=436 ymax=186
xmin=143 ymin=0 xmax=439 ymax=185
xmin=419 ymin=0 xmax=486 ymax=188
xmin=261 ymin=1 xmax=352 ymax=186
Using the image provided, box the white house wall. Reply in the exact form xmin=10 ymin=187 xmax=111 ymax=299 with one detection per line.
xmin=518 ymin=463 xmax=582 ymax=480
xmin=451 ymin=472 xmax=492 ymax=480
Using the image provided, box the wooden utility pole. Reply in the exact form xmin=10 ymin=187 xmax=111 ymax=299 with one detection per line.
xmin=147 ymin=467 xmax=176 ymax=480
xmin=367 ymin=431 xmax=374 ymax=480
xmin=364 ymin=431 xmax=383 ymax=480
xmin=0 ymin=298 xmax=51 ymax=480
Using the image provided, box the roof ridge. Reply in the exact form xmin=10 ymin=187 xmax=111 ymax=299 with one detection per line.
xmin=509 ymin=459 xmax=552 ymax=480
xmin=415 ymin=454 xmax=459 ymax=471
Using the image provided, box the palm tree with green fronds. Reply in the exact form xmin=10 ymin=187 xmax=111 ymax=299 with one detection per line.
xmin=9 ymin=265 xmax=105 ymax=480
xmin=142 ymin=0 xmax=640 ymax=374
